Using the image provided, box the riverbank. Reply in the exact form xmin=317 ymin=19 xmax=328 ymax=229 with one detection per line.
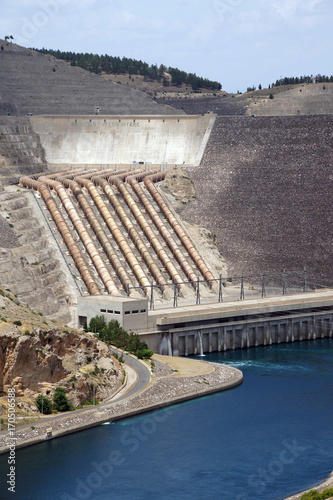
xmin=284 ymin=471 xmax=333 ymax=500
xmin=0 ymin=355 xmax=243 ymax=455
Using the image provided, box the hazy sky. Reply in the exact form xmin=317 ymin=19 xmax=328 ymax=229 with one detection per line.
xmin=1 ymin=0 xmax=332 ymax=92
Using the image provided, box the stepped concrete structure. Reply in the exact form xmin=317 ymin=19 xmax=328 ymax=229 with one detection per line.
xmin=30 ymin=113 xmax=216 ymax=168
xmin=0 ymin=116 xmax=46 ymax=189
xmin=0 ymin=190 xmax=77 ymax=323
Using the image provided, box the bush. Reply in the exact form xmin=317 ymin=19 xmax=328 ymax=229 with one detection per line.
xmin=301 ymin=491 xmax=320 ymax=500
xmin=53 ymin=387 xmax=74 ymax=412
xmin=13 ymin=320 xmax=22 ymax=326
xmin=92 ymin=364 xmax=100 ymax=376
xmin=136 ymin=349 xmax=154 ymax=360
xmin=300 ymin=488 xmax=333 ymax=500
xmin=35 ymin=394 xmax=52 ymax=414
xmin=321 ymin=488 xmax=333 ymax=499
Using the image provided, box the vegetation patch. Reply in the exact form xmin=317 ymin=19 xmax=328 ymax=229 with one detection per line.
xmin=301 ymin=488 xmax=333 ymax=500
xmin=85 ymin=315 xmax=153 ymax=359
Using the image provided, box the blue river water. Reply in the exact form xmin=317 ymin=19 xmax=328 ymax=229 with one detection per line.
xmin=0 ymin=338 xmax=332 ymax=500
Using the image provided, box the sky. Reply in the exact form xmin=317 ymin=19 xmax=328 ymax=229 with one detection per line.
xmin=1 ymin=0 xmax=332 ymax=93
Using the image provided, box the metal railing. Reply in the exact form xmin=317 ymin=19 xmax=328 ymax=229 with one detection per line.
xmin=126 ymin=270 xmax=326 ymax=310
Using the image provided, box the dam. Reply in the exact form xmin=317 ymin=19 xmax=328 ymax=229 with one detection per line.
xmin=2 ymin=110 xmax=330 ymax=356
xmin=30 ymin=113 xmax=216 ymax=168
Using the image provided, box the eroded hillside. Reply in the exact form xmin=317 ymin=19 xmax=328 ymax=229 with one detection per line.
xmin=0 ymin=290 xmax=124 ymax=425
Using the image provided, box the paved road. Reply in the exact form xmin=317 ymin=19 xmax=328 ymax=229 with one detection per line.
xmin=0 ymin=348 xmax=151 ymax=435
xmin=108 ymin=349 xmax=151 ymax=402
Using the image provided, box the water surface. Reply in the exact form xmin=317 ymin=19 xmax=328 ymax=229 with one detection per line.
xmin=0 ymin=339 xmax=332 ymax=500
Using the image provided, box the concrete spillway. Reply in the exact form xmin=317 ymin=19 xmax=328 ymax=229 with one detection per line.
xmin=30 ymin=114 xmax=216 ymax=168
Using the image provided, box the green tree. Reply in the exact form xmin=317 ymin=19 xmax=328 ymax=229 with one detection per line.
xmin=88 ymin=315 xmax=106 ymax=333
xmin=35 ymin=394 xmax=52 ymax=414
xmin=136 ymin=348 xmax=154 ymax=359
xmin=53 ymin=387 xmax=74 ymax=412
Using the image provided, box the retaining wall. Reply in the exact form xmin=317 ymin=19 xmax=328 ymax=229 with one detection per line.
xmin=30 ymin=114 xmax=216 ymax=167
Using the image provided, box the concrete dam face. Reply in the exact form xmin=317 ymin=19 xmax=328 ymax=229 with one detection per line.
xmin=30 ymin=114 xmax=216 ymax=168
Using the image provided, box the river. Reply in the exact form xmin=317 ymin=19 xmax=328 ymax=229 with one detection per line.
xmin=0 ymin=338 xmax=332 ymax=500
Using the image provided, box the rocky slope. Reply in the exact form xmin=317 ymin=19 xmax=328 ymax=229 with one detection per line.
xmin=0 ymin=292 xmax=123 ymax=421
xmin=182 ymin=115 xmax=333 ymax=284
xmin=0 ymin=40 xmax=179 ymax=116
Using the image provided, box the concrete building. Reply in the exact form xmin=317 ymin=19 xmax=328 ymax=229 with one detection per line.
xmin=77 ymin=295 xmax=148 ymax=332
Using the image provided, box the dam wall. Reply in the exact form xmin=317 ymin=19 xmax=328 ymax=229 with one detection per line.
xmin=30 ymin=114 xmax=216 ymax=167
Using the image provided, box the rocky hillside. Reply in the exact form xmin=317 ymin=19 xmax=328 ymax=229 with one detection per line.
xmin=0 ymin=290 xmax=124 ymax=423
xmin=0 ymin=40 xmax=179 ymax=116
xmin=246 ymin=82 xmax=333 ymax=116
xmin=157 ymin=82 xmax=333 ymax=117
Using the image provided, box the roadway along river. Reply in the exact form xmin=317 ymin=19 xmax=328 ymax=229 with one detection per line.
xmin=0 ymin=348 xmax=151 ymax=436
xmin=0 ymin=338 xmax=332 ymax=500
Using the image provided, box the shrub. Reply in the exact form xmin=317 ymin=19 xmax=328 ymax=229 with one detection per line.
xmin=1 ymin=317 xmax=7 ymax=322
xmin=136 ymin=349 xmax=154 ymax=360
xmin=53 ymin=387 xmax=74 ymax=412
xmin=321 ymin=488 xmax=333 ymax=499
xmin=300 ymin=491 xmax=320 ymax=500
xmin=35 ymin=394 xmax=52 ymax=414
xmin=269 ymin=93 xmax=274 ymax=99
xmin=13 ymin=320 xmax=22 ymax=326
xmin=92 ymin=364 xmax=100 ymax=376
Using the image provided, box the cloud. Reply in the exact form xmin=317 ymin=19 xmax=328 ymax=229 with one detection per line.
xmin=270 ymin=0 xmax=326 ymax=27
